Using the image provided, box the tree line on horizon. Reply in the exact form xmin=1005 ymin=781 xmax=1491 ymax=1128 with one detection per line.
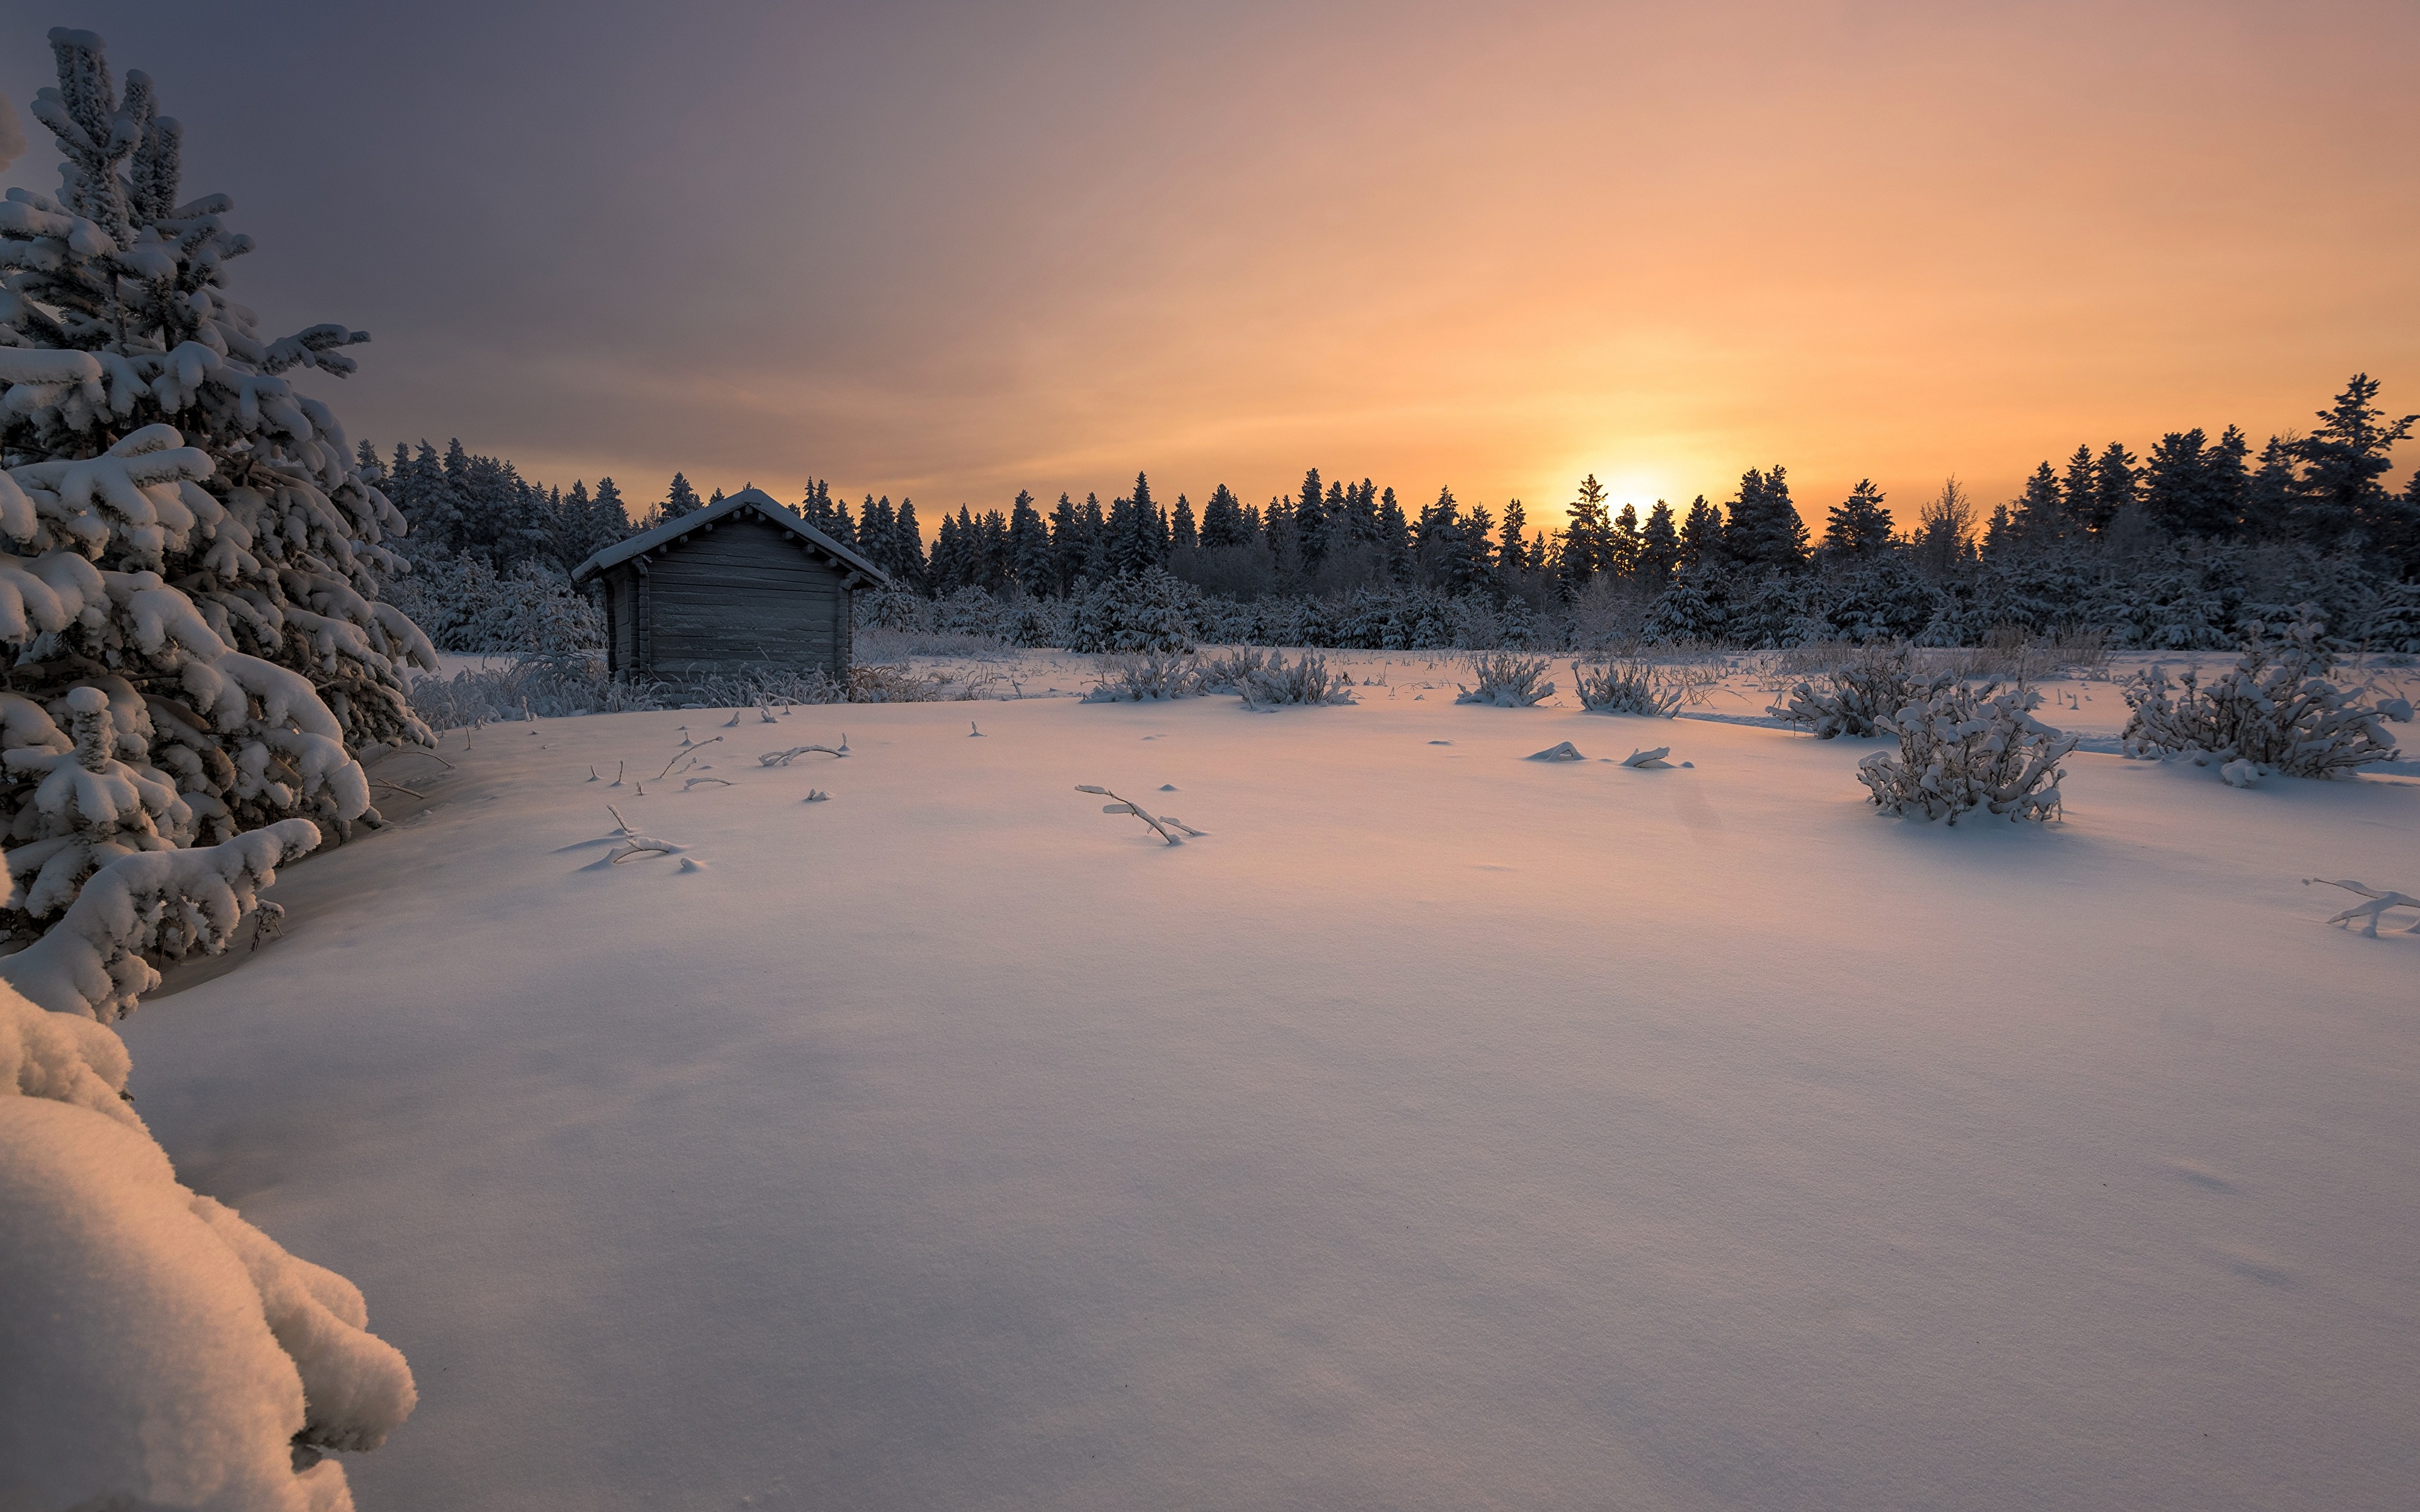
xmin=370 ymin=373 xmax=2420 ymax=604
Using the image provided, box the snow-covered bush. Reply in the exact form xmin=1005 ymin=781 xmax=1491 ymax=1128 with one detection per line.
xmin=1770 ymin=643 xmax=1918 ymax=738
xmin=1235 ymin=651 xmax=1354 ymax=707
xmin=1572 ymin=660 xmax=1683 ymax=717
xmin=2121 ymin=616 xmax=2402 ymax=778
xmin=1455 ymin=651 xmax=1555 ymax=707
xmin=1197 ymin=647 xmax=1270 ymax=692
xmin=0 ymin=32 xmax=437 ymax=951
xmin=382 ymin=553 xmax=601 ymax=655
xmin=1082 ymin=651 xmax=1201 ymax=702
xmin=404 ymin=653 xmax=981 ymax=730
xmin=1063 ymin=569 xmax=1197 ymax=654
xmin=1856 ymin=677 xmax=2078 ymax=823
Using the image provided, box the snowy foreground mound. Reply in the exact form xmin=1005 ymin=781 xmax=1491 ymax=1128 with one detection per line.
xmin=1 ymin=985 xmax=415 ymax=1511
xmin=120 ymin=684 xmax=2417 ymax=1511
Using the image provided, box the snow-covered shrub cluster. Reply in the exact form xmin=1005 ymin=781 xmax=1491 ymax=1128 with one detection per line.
xmin=404 ymin=653 xmax=981 ymax=731
xmin=1572 ymin=660 xmax=1685 ymax=717
xmin=1233 ymin=651 xmax=1354 ymax=707
xmin=0 ymin=32 xmax=436 ymax=952
xmin=2120 ymin=616 xmax=2404 ymax=778
xmin=1081 ymin=651 xmax=1202 ymax=702
xmin=1455 ymin=652 xmax=1555 ymax=707
xmin=381 ymin=553 xmax=600 ymax=656
xmin=1855 ymin=677 xmax=2080 ymax=823
xmin=1770 ymin=643 xmax=1920 ymax=738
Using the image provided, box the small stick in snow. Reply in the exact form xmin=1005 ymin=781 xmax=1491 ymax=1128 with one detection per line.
xmin=371 ymin=779 xmax=425 ymax=799
xmin=1528 ymin=741 xmax=1585 ymax=762
xmin=611 ymin=761 xmax=625 ymax=787
xmin=970 ymin=721 xmax=984 ymax=737
xmin=657 ymin=738 xmax=722 ymax=780
xmin=608 ymin=839 xmax=679 ymax=864
xmin=587 ymin=765 xmax=601 ymax=782
xmin=2303 ymin=878 xmax=2420 ymax=937
xmin=1621 ymin=747 xmax=1674 ymax=769
xmin=1075 ymin=785 xmax=1206 ymax=845
xmin=804 ymin=789 xmax=830 ymax=803
xmin=608 ymin=805 xmax=635 ymax=834
xmin=759 ymin=745 xmax=844 ymax=767
xmin=684 ymin=777 xmax=734 ymax=789
xmin=759 ymin=704 xmax=779 ymax=723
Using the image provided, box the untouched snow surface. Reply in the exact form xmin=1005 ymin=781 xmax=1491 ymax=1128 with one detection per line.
xmin=124 ymin=687 xmax=2418 ymax=1510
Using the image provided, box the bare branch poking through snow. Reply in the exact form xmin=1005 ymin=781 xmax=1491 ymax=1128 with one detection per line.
xmin=804 ymin=790 xmax=830 ymax=803
xmin=2303 ymin=878 xmax=2420 ymax=936
xmin=1622 ymin=747 xmax=1674 ymax=769
xmin=657 ymin=737 xmax=722 ymax=780
xmin=1529 ymin=742 xmax=1585 ymax=762
xmin=683 ymin=777 xmax=734 ymax=790
xmin=608 ymin=839 xmax=681 ymax=865
xmin=1075 ymin=786 xmax=1206 ymax=845
xmin=759 ymin=746 xmax=844 ymax=767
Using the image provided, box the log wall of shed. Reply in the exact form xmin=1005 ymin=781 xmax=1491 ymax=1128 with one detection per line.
xmin=638 ymin=515 xmax=848 ymax=677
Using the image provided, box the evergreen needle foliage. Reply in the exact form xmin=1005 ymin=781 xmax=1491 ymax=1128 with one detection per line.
xmin=0 ymin=31 xmax=436 ymax=947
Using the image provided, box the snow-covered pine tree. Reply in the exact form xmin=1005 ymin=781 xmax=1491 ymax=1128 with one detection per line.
xmin=1823 ymin=479 xmax=1893 ymax=557
xmin=0 ymin=30 xmax=436 ymax=946
xmin=660 ymin=472 xmax=703 ymax=522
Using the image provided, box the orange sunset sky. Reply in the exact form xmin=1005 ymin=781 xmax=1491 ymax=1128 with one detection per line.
xmin=6 ymin=0 xmax=2416 ymax=528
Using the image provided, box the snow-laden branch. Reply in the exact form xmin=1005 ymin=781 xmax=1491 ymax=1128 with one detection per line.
xmin=0 ymin=818 xmax=319 ymax=1021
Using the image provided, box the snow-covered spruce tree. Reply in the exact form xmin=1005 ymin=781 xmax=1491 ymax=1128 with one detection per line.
xmin=1063 ymin=567 xmax=1196 ymax=654
xmin=1855 ymin=675 xmax=2077 ymax=823
xmin=2119 ymin=615 xmax=2402 ymax=778
xmin=0 ymin=30 xmax=434 ymax=949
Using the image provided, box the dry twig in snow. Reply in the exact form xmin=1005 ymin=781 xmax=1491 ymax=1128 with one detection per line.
xmin=608 ymin=839 xmax=680 ymax=864
xmin=1622 ymin=747 xmax=1674 ymax=769
xmin=1075 ymin=785 xmax=1206 ymax=845
xmin=759 ymin=745 xmax=845 ymax=767
xmin=2303 ymin=878 xmax=2420 ymax=936
xmin=656 ymin=737 xmax=722 ymax=781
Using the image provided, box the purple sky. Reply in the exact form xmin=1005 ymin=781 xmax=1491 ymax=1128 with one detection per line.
xmin=5 ymin=1 xmax=2417 ymax=526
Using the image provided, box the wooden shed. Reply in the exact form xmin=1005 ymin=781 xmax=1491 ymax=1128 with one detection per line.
xmin=572 ymin=487 xmax=887 ymax=680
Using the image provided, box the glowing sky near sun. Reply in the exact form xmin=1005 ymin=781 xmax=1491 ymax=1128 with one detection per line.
xmin=4 ymin=0 xmax=2416 ymax=528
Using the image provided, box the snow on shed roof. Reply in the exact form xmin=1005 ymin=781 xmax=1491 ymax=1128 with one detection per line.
xmin=571 ymin=487 xmax=888 ymax=586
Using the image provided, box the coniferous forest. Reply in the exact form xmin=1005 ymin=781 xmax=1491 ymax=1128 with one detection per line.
xmin=378 ymin=372 xmax=2420 ymax=656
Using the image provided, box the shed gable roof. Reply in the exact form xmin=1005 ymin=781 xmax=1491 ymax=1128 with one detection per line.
xmin=571 ymin=487 xmax=889 ymax=586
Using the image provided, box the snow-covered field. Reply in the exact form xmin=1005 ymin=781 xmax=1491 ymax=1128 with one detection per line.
xmin=125 ymin=667 xmax=2419 ymax=1511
